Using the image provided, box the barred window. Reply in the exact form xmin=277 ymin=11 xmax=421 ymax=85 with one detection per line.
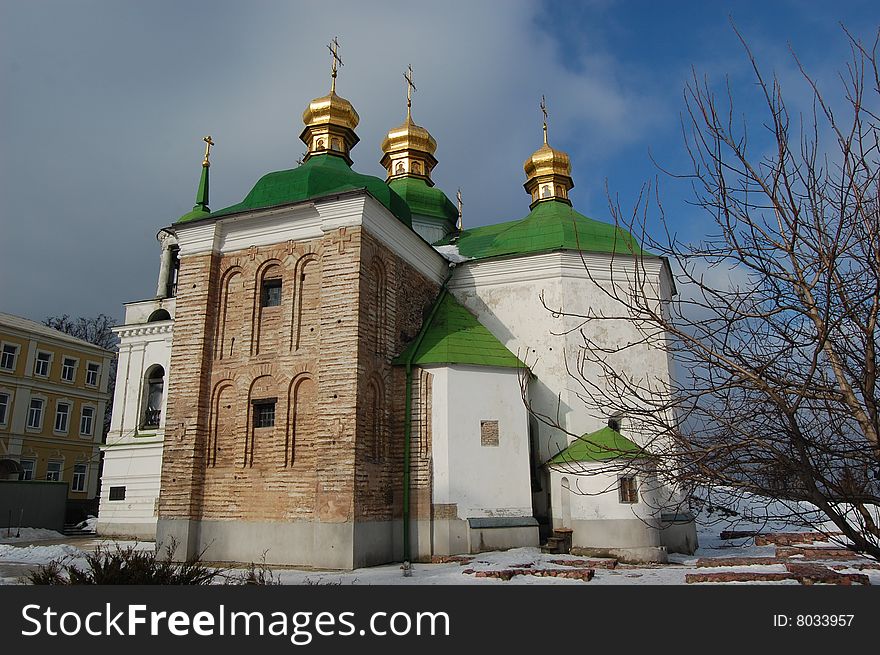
xmin=253 ymin=401 xmax=276 ymax=428
xmin=618 ymin=476 xmax=638 ymax=504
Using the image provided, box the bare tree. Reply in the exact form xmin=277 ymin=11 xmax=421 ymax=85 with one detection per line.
xmin=539 ymin=26 xmax=880 ymax=560
xmin=44 ymin=313 xmax=118 ymax=435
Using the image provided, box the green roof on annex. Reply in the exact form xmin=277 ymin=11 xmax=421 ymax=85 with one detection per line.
xmin=435 ymin=199 xmax=647 ymax=260
xmin=394 ymin=292 xmax=525 ymax=369
xmin=548 ymin=427 xmax=644 ymax=465
xmin=177 ymin=154 xmax=413 ymax=227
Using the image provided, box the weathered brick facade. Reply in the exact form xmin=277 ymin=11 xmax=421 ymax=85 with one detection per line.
xmin=157 ymin=220 xmax=438 ymax=564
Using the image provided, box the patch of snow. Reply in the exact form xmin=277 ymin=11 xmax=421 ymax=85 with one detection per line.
xmin=434 ymin=245 xmax=472 ymax=264
xmin=0 ymin=544 xmax=86 ymax=565
xmin=76 ymin=516 xmax=98 ymax=532
xmin=0 ymin=527 xmax=65 ymax=544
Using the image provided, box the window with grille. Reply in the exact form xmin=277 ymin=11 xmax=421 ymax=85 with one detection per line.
xmin=109 ymin=486 xmax=126 ymax=501
xmin=261 ymin=279 xmax=282 ymax=307
xmin=618 ymin=476 xmax=638 ymax=504
xmin=253 ymin=401 xmax=276 ymax=428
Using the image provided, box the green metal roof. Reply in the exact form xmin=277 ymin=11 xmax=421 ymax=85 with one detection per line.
xmin=394 ymin=292 xmax=525 ymax=368
xmin=435 ymin=200 xmax=646 ymax=259
xmin=548 ymin=427 xmax=644 ymax=465
xmin=388 ymin=177 xmax=457 ymax=224
xmin=178 ymin=154 xmax=412 ymax=226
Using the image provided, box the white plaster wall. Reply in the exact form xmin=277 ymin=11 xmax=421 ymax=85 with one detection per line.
xmin=97 ymin=441 xmax=164 ymax=535
xmin=548 ymin=465 xmax=660 ymax=523
xmin=98 ymin=300 xmax=172 ymax=535
xmin=449 ymin=252 xmax=673 ymax=463
xmin=429 ymin=365 xmax=533 ymax=518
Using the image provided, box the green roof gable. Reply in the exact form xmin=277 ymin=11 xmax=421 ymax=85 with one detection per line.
xmin=435 ymin=200 xmax=646 ymax=259
xmin=178 ymin=154 xmax=412 ymax=226
xmin=548 ymin=427 xmax=644 ymax=465
xmin=388 ymin=177 xmax=457 ymax=224
xmin=394 ymin=293 xmax=525 ymax=368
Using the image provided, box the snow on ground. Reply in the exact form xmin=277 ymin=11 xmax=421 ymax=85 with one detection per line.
xmin=1 ymin=490 xmax=876 ymax=585
xmin=76 ymin=516 xmax=98 ymax=532
xmin=0 ymin=543 xmax=86 ymax=565
xmin=0 ymin=527 xmax=65 ymax=544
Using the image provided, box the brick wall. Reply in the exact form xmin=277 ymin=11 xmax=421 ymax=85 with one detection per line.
xmin=158 ymin=222 xmax=441 ymax=530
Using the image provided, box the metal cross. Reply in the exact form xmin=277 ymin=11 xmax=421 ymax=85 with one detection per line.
xmin=540 ymin=95 xmax=548 ymax=144
xmin=404 ymin=64 xmax=417 ymax=119
xmin=328 ymin=37 xmax=343 ymax=93
xmin=203 ymin=135 xmax=215 ymax=166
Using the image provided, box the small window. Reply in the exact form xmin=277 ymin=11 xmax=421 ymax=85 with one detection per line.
xmin=109 ymin=486 xmax=126 ymax=501
xmin=34 ymin=351 xmax=52 ymax=377
xmin=46 ymin=461 xmax=62 ymax=482
xmin=1 ymin=343 xmax=19 ymax=371
xmin=608 ymin=417 xmax=622 ymax=432
xmin=85 ymin=362 xmax=100 ymax=387
xmin=80 ymin=406 xmax=95 ymax=436
xmin=261 ymin=279 xmax=282 ymax=307
xmin=27 ymin=398 xmax=44 ymax=429
xmin=253 ymin=401 xmax=276 ymax=428
xmin=71 ymin=463 xmax=87 ymax=492
xmin=619 ymin=476 xmax=638 ymax=504
xmin=0 ymin=392 xmax=8 ymax=425
xmin=61 ymin=357 xmax=77 ymax=382
xmin=480 ymin=420 xmax=500 ymax=447
xmin=19 ymin=459 xmax=35 ymax=481
xmin=54 ymin=402 xmax=71 ymax=433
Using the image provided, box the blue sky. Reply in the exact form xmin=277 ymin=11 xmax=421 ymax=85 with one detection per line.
xmin=0 ymin=0 xmax=876 ymax=322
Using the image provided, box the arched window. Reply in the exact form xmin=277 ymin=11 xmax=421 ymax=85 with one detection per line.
xmin=142 ymin=365 xmax=165 ymax=428
xmin=148 ymin=309 xmax=171 ymax=322
xmin=365 ymin=378 xmax=385 ymax=462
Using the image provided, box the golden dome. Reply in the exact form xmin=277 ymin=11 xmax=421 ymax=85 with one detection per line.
xmin=523 ymin=141 xmax=574 ymax=207
xmin=380 ymin=114 xmax=438 ymax=183
xmin=302 ymin=91 xmax=360 ymax=132
xmin=381 ymin=117 xmax=437 ymax=157
xmin=299 ymin=90 xmax=360 ymax=165
xmin=524 ymin=143 xmax=571 ymax=180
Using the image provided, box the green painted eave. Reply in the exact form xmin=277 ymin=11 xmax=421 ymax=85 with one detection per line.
xmin=436 ymin=200 xmax=647 ymax=259
xmin=179 ymin=154 xmax=412 ymax=226
xmin=393 ymin=293 xmax=525 ymax=369
xmin=549 ymin=427 xmax=644 ymax=465
xmin=388 ymin=177 xmax=457 ymax=224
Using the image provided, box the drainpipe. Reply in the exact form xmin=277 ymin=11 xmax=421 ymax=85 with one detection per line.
xmin=402 ymin=264 xmax=455 ymax=562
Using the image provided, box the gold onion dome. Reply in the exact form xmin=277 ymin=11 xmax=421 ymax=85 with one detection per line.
xmin=381 ymin=65 xmax=438 ymax=183
xmin=523 ymin=96 xmax=573 ymax=206
xmin=300 ymin=38 xmax=360 ymax=165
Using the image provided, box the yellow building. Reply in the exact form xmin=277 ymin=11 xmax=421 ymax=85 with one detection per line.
xmin=0 ymin=312 xmax=113 ymax=516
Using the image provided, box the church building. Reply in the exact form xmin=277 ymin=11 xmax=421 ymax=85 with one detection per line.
xmin=97 ymin=43 xmax=696 ymax=568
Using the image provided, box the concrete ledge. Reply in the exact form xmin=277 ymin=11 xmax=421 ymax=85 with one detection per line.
xmin=96 ymin=520 xmax=158 ymax=541
xmin=156 ymin=518 xmax=405 ymax=570
xmin=467 ymin=517 xmax=538 ymax=529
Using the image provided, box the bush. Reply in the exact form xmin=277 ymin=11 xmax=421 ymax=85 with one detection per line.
xmin=28 ymin=541 xmax=220 ymax=585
